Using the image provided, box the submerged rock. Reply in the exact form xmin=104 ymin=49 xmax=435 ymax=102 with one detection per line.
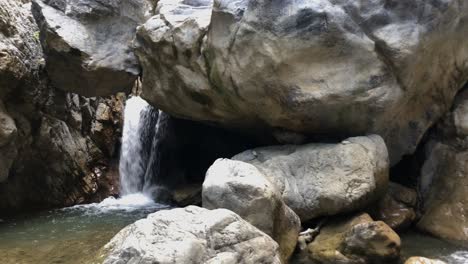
xmin=102 ymin=206 xmax=282 ymax=264
xmin=203 ymin=158 xmax=301 ymax=262
xmin=32 ymin=0 xmax=151 ymax=96
xmin=294 ymin=213 xmax=400 ymax=264
xmin=227 ymin=135 xmax=389 ymax=222
xmin=137 ymin=0 xmax=468 ymax=164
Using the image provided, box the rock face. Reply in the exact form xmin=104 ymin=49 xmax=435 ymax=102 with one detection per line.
xmin=227 ymin=135 xmax=389 ymax=222
xmin=417 ymin=88 xmax=468 ymax=241
xmin=102 ymin=206 xmax=282 ymax=264
xmin=136 ymin=0 xmax=468 ymax=164
xmin=404 ymin=257 xmax=447 ymax=264
xmin=31 ymin=0 xmax=151 ymax=96
xmin=203 ymin=158 xmax=301 ymax=262
xmin=294 ymin=213 xmax=401 ymax=264
xmin=0 ymin=1 xmax=123 ymax=211
xmin=370 ymin=182 xmax=417 ymax=231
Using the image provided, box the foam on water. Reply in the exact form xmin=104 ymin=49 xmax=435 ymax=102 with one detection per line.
xmin=63 ymin=193 xmax=167 ymax=215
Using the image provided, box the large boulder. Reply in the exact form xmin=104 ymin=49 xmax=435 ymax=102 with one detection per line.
xmin=404 ymin=257 xmax=447 ymax=264
xmin=294 ymin=213 xmax=401 ymax=264
xmin=136 ymin=0 xmax=468 ymax=164
xmin=203 ymin=158 xmax=301 ymax=262
xmin=418 ymin=88 xmax=468 ymax=241
xmin=102 ymin=206 xmax=282 ymax=264
xmin=227 ymin=135 xmax=388 ymax=222
xmin=32 ymin=0 xmax=151 ymax=96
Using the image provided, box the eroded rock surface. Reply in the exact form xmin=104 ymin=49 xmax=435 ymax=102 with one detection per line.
xmin=0 ymin=1 xmax=124 ymax=211
xmin=102 ymin=206 xmax=282 ymax=264
xmin=294 ymin=213 xmax=401 ymax=264
xmin=370 ymin=182 xmax=417 ymax=231
xmin=418 ymin=88 xmax=468 ymax=241
xmin=32 ymin=0 xmax=151 ymax=96
xmin=137 ymin=0 xmax=468 ymax=164
xmin=228 ymin=135 xmax=389 ymax=221
xmin=203 ymin=158 xmax=301 ymax=261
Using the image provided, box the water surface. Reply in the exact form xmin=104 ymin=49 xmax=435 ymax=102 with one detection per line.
xmin=0 ymin=194 xmax=169 ymax=264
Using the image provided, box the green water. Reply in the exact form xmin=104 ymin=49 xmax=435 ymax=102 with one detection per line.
xmin=401 ymin=231 xmax=468 ymax=263
xmin=1 ymin=198 xmax=467 ymax=264
xmin=0 ymin=194 xmax=169 ymax=264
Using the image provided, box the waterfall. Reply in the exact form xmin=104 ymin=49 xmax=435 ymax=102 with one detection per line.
xmin=119 ymin=96 xmax=162 ymax=196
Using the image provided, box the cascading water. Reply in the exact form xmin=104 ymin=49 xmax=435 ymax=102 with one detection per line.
xmin=119 ymin=96 xmax=164 ymax=198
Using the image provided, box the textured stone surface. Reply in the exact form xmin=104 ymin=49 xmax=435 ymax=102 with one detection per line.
xmin=203 ymin=158 xmax=301 ymax=261
xmin=418 ymin=88 xmax=468 ymax=241
xmin=0 ymin=1 xmax=123 ymax=211
xmin=370 ymin=182 xmax=417 ymax=231
xmin=404 ymin=257 xmax=447 ymax=264
xmin=230 ymin=135 xmax=389 ymax=221
xmin=32 ymin=0 xmax=151 ymax=96
xmin=102 ymin=206 xmax=282 ymax=264
xmin=294 ymin=213 xmax=400 ymax=264
xmin=137 ymin=0 xmax=468 ymax=164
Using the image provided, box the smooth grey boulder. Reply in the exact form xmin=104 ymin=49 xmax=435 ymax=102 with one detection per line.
xmin=229 ymin=135 xmax=389 ymax=222
xmin=203 ymin=158 xmax=301 ymax=262
xmin=102 ymin=206 xmax=282 ymax=264
xmin=137 ymin=0 xmax=468 ymax=164
xmin=32 ymin=0 xmax=151 ymax=96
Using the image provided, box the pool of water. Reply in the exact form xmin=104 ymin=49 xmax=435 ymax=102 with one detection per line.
xmin=401 ymin=231 xmax=468 ymax=263
xmin=0 ymin=194 xmax=169 ymax=264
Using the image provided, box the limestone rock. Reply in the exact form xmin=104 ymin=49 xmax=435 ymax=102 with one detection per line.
xmin=203 ymin=158 xmax=301 ymax=261
xmin=32 ymin=0 xmax=151 ymax=96
xmin=231 ymin=135 xmax=389 ymax=221
xmin=404 ymin=257 xmax=447 ymax=264
xmin=137 ymin=0 xmax=468 ymax=164
xmin=370 ymin=182 xmax=417 ymax=231
xmin=102 ymin=206 xmax=282 ymax=264
xmin=295 ymin=213 xmax=400 ymax=264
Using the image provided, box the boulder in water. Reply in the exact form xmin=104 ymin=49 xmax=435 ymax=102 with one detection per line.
xmin=223 ymin=135 xmax=389 ymax=222
xmin=294 ymin=213 xmax=401 ymax=264
xmin=203 ymin=158 xmax=301 ymax=262
xmin=404 ymin=257 xmax=447 ymax=264
xmin=370 ymin=182 xmax=417 ymax=231
xmin=102 ymin=206 xmax=282 ymax=264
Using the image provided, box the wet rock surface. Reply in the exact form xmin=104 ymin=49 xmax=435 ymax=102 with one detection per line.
xmin=294 ymin=213 xmax=401 ymax=264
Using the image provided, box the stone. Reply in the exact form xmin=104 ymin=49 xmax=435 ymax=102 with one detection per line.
xmin=102 ymin=206 xmax=282 ymax=264
xmin=32 ymin=0 xmax=151 ymax=96
xmin=404 ymin=257 xmax=447 ymax=264
xmin=231 ymin=135 xmax=389 ymax=222
xmin=417 ymin=142 xmax=468 ymax=241
xmin=295 ymin=213 xmax=400 ymax=264
xmin=203 ymin=158 xmax=301 ymax=262
xmin=370 ymin=182 xmax=417 ymax=231
xmin=137 ymin=0 xmax=468 ymax=164
xmin=417 ymin=88 xmax=468 ymax=241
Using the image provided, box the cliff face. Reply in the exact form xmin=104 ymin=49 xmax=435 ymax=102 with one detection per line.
xmin=0 ymin=0 xmax=123 ymax=212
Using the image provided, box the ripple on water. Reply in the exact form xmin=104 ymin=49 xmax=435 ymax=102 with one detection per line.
xmin=0 ymin=194 xmax=169 ymax=264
